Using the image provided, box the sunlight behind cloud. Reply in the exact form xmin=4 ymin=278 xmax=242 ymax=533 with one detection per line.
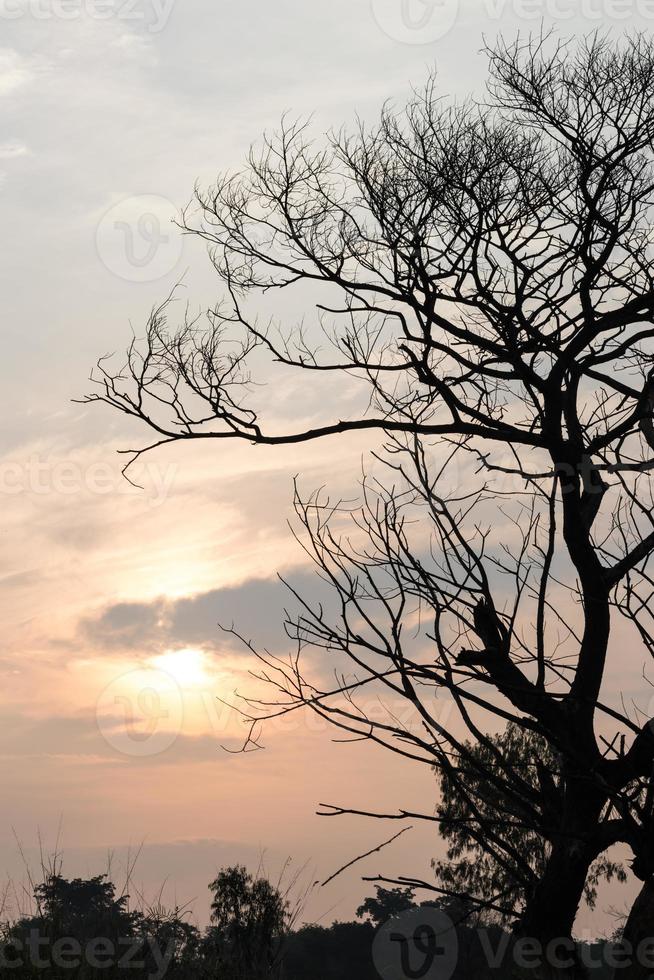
xmin=152 ymin=647 xmax=210 ymax=688
xmin=0 ymin=48 xmax=34 ymax=95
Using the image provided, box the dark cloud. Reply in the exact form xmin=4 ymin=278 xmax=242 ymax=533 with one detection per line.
xmin=79 ymin=570 xmax=327 ymax=655
xmin=83 ymin=599 xmax=168 ymax=651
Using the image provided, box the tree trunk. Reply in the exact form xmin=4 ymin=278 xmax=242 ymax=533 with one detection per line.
xmin=510 ymin=840 xmax=592 ymax=979
xmin=617 ymin=878 xmax=654 ymax=980
xmin=511 ymin=772 xmax=608 ymax=980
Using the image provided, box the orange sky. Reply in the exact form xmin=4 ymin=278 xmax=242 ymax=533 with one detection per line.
xmin=1 ymin=0 xmax=653 ymax=939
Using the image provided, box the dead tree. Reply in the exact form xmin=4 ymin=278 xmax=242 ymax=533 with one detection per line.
xmin=85 ymin=31 xmax=654 ymax=975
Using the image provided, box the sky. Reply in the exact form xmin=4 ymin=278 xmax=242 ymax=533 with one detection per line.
xmin=2 ymin=0 xmax=654 ymax=935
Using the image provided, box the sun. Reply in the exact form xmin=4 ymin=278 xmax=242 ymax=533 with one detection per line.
xmin=152 ymin=648 xmax=210 ymax=688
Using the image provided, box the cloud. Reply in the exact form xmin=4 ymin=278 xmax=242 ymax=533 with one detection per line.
xmin=83 ymin=599 xmax=167 ymax=651
xmin=0 ymin=49 xmax=39 ymax=96
xmin=79 ymin=570 xmax=325 ymax=655
xmin=0 ymin=140 xmax=29 ymax=159
xmin=110 ymin=32 xmax=156 ymax=62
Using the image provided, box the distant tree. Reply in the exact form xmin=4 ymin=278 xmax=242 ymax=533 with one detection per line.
xmin=2 ymin=874 xmax=140 ymax=978
xmin=283 ymin=921 xmax=377 ymax=980
xmin=206 ymin=865 xmax=288 ymax=980
xmin=140 ymin=904 xmax=202 ymax=980
xmin=1 ymin=873 xmax=202 ymax=979
xmin=356 ymin=885 xmax=416 ymax=927
xmin=34 ymin=874 xmax=138 ymax=943
xmin=355 ymin=885 xmax=511 ymax=980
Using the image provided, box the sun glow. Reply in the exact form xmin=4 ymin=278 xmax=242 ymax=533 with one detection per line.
xmin=152 ymin=648 xmax=210 ymax=688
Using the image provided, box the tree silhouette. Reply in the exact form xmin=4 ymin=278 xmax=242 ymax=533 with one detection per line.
xmin=87 ymin=31 xmax=654 ymax=977
xmin=356 ymin=885 xmax=416 ymax=927
xmin=3 ymin=874 xmax=140 ymax=978
xmin=283 ymin=921 xmax=377 ymax=980
xmin=206 ymin=865 xmax=288 ymax=980
xmin=434 ymin=724 xmax=626 ymax=924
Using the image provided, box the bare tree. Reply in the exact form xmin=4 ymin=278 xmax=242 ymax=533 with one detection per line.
xmin=86 ymin=31 xmax=654 ymax=977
